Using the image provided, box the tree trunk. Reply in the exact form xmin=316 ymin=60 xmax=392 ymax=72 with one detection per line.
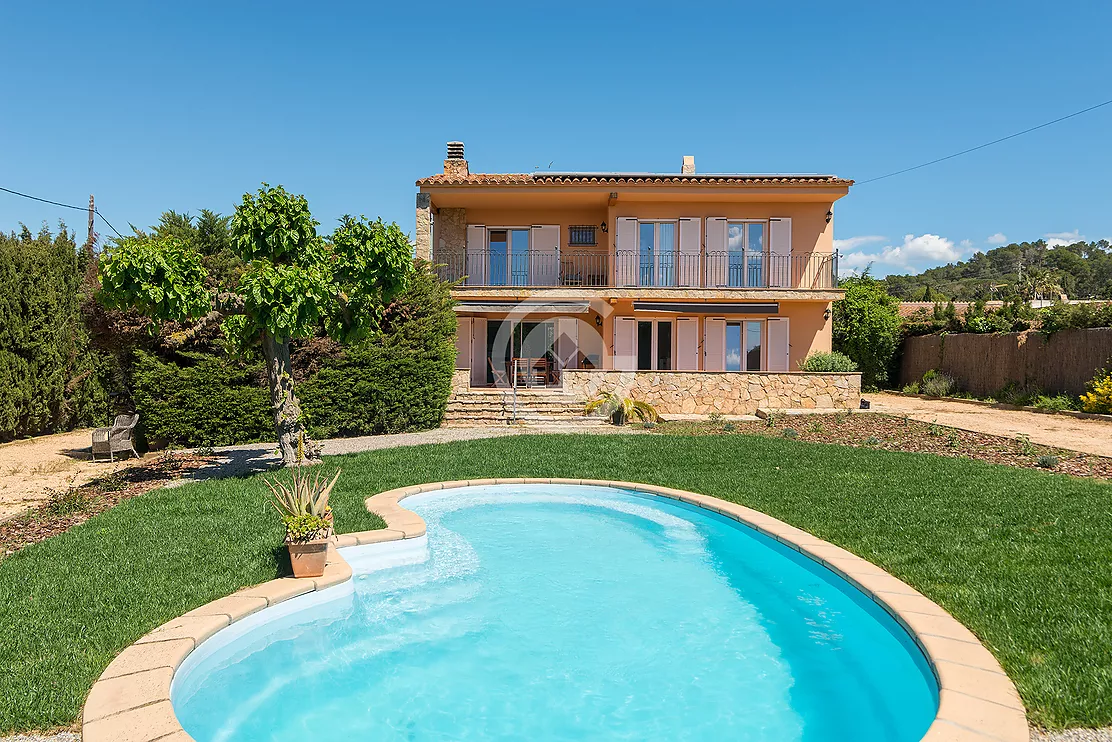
xmin=261 ymin=332 xmax=319 ymax=466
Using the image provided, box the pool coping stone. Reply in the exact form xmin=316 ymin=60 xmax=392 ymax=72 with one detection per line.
xmin=80 ymin=478 xmax=1027 ymax=742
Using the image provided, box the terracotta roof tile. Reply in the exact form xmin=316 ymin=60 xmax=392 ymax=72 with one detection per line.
xmin=416 ymin=172 xmax=854 ymax=187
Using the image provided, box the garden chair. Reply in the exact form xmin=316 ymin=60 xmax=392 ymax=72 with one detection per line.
xmin=92 ymin=414 xmax=140 ymax=462
xmin=488 ymin=359 xmax=510 ymax=388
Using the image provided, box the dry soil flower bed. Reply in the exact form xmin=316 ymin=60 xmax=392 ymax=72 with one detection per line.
xmin=0 ymin=451 xmax=214 ymax=560
xmin=656 ymin=412 xmax=1112 ymax=481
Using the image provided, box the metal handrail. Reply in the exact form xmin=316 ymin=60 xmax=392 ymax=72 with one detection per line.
xmin=433 ymin=249 xmax=838 ymax=289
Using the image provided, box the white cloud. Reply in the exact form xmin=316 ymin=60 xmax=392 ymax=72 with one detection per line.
xmin=833 ymin=235 xmax=885 ymax=252
xmin=960 ymin=239 xmax=974 ymax=250
xmin=1044 ymin=229 xmax=1085 ymax=248
xmin=986 ymin=232 xmax=1007 ymax=245
xmin=838 ymin=233 xmax=964 ymax=277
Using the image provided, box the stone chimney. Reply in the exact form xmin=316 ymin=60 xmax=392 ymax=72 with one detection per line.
xmin=444 ymin=141 xmax=469 ymax=178
xmin=681 ymin=155 xmax=695 ymax=175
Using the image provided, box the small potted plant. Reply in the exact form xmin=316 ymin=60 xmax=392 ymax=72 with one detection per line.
xmin=264 ymin=467 xmax=342 ymax=578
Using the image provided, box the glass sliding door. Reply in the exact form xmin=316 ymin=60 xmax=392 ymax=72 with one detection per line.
xmin=725 ymin=322 xmax=743 ymax=371
xmin=745 ymin=321 xmax=762 ymax=370
xmin=488 ymin=230 xmax=508 ymax=286
xmin=657 ymin=223 xmax=676 ymax=287
xmin=656 ymin=321 xmax=672 ymax=370
xmin=636 ymin=321 xmax=653 ymax=370
xmin=746 ymin=223 xmax=765 ymax=288
xmin=487 ymin=229 xmax=529 ymax=287
xmin=639 ymin=223 xmax=655 ymax=287
xmin=509 ymin=229 xmax=529 ymax=286
xmin=727 ymin=222 xmax=767 ymax=288
xmin=638 ymin=222 xmax=677 ymax=287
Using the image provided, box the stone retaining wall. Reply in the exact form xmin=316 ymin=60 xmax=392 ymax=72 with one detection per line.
xmin=562 ymin=370 xmax=861 ymax=415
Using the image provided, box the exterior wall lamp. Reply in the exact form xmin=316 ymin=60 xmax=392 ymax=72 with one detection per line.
xmin=825 ymin=210 xmax=833 ymax=223
xmin=824 ymin=307 xmax=832 ymax=321
xmin=600 ymin=221 xmax=608 ymax=233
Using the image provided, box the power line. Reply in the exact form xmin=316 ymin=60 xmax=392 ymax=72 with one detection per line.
xmin=857 ymin=97 xmax=1112 ymax=185
xmin=0 ymin=185 xmax=124 ymax=237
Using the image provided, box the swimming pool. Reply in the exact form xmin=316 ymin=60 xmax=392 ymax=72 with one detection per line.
xmin=171 ymin=483 xmax=938 ymax=741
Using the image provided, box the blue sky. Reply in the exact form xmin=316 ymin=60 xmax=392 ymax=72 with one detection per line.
xmin=2 ymin=1 xmax=1110 ymax=277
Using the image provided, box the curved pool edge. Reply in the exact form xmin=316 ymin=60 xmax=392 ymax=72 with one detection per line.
xmin=80 ymin=478 xmax=1027 ymax=742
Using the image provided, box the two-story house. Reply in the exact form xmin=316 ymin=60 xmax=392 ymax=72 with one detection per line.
xmin=415 ymin=142 xmax=860 ymax=419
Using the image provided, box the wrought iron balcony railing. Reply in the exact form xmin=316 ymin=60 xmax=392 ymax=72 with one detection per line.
xmin=434 ymin=250 xmax=839 ymax=290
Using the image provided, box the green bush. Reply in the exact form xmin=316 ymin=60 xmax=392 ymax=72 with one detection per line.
xmin=1032 ymin=395 xmax=1080 ymax=412
xmin=0 ymin=225 xmax=108 ymax=440
xmin=131 ymin=351 xmax=273 ymax=447
xmin=920 ymin=369 xmax=957 ymax=397
xmin=832 ymin=274 xmax=901 ymax=389
xmin=798 ymin=351 xmax=858 ymax=373
xmin=299 ymin=265 xmax=456 ymax=438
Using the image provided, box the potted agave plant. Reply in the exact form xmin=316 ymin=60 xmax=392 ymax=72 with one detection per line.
xmin=264 ymin=466 xmax=342 ymax=578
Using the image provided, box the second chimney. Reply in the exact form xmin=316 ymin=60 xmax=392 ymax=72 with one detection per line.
xmin=682 ymin=155 xmax=695 ymax=175
xmin=444 ymin=141 xmax=469 ymax=178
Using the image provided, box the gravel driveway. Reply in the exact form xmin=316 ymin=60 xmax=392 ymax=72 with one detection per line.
xmin=868 ymin=393 xmax=1112 ymax=457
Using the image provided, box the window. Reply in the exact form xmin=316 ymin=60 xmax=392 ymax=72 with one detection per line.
xmin=568 ymin=225 xmax=596 ymax=246
xmin=638 ymin=221 xmax=677 ymax=287
xmin=487 ymin=229 xmax=529 ymax=286
xmin=636 ymin=319 xmax=673 ymax=371
xmin=725 ymin=320 xmax=763 ymax=371
xmin=726 ymin=221 xmax=766 ymax=288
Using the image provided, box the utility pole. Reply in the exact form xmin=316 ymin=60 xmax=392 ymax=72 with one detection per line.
xmin=85 ymin=194 xmax=96 ymax=257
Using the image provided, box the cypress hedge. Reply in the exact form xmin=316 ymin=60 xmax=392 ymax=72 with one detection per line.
xmin=0 ymin=225 xmax=108 ymax=440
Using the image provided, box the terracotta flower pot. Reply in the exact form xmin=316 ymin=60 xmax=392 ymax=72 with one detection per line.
xmin=287 ymin=537 xmax=330 ymax=578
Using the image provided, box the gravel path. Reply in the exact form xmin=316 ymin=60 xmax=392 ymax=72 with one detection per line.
xmin=168 ymin=424 xmax=630 ymax=485
xmin=868 ymin=393 xmax=1112 ymax=457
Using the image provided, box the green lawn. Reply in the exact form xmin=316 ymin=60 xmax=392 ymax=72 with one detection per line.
xmin=1 ymin=433 xmax=1110 ymax=732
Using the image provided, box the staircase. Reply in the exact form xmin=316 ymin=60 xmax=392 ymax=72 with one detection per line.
xmin=444 ymin=389 xmax=603 ymax=427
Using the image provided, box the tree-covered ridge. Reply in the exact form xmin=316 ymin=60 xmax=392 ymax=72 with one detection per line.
xmin=883 ymin=239 xmax=1112 ymax=301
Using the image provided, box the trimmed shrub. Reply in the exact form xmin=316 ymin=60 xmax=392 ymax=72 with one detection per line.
xmin=798 ymin=351 xmax=858 ymax=373
xmin=299 ymin=265 xmax=457 ymax=438
xmin=131 ymin=351 xmax=272 ymax=447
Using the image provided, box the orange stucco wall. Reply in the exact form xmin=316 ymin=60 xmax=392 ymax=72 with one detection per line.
xmin=456 ymin=299 xmax=831 ymax=373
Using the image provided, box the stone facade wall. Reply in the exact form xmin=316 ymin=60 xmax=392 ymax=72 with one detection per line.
xmin=450 ymin=369 xmax=470 ymax=396
xmin=435 ymin=207 xmax=467 ymax=264
xmin=561 ymin=371 xmax=861 ymax=415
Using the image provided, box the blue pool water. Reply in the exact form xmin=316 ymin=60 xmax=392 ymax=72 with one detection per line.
xmin=172 ymin=484 xmax=938 ymax=741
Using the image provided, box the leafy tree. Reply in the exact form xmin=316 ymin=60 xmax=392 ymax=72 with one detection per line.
xmin=832 ymin=272 xmax=901 ymax=389
xmin=99 ymin=184 xmax=412 ymax=465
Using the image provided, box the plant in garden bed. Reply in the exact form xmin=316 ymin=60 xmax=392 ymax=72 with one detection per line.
xmin=585 ymin=391 xmax=661 ymax=426
xmin=798 ymin=351 xmax=858 ymax=373
xmin=919 ymin=369 xmax=957 ymax=397
xmin=1081 ymin=362 xmax=1112 ymax=414
xmin=263 ymin=457 xmax=342 ymax=578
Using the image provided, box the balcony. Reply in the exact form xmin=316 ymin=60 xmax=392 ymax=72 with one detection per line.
xmin=434 ymin=250 xmax=839 ymax=290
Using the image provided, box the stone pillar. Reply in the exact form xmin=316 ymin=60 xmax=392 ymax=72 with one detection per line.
xmin=415 ymin=193 xmax=432 ymax=261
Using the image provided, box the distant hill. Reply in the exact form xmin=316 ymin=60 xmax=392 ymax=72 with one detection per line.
xmin=881 ymin=240 xmax=1112 ymax=301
